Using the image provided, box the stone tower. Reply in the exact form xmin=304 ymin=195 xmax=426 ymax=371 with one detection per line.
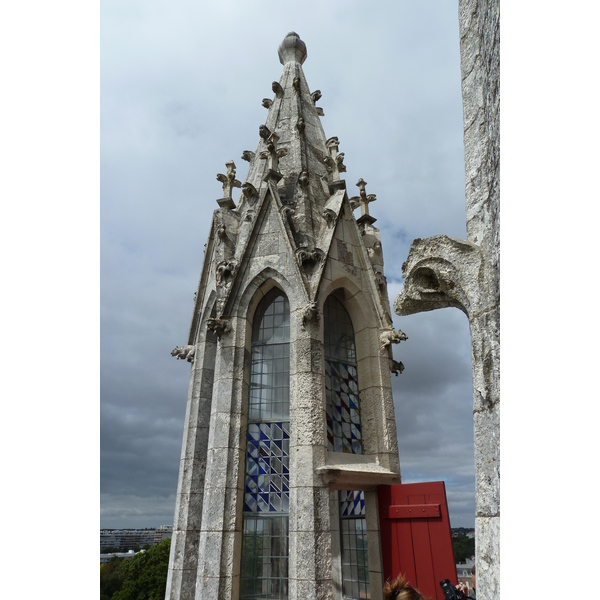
xmin=166 ymin=32 xmax=402 ymax=600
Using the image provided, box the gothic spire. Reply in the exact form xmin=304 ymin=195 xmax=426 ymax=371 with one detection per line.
xmin=239 ymin=32 xmax=343 ymax=253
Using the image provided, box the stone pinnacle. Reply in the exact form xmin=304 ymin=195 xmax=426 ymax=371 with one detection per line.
xmin=278 ymin=31 xmax=307 ymax=65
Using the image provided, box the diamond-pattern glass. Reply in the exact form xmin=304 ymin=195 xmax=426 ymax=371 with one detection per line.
xmin=244 ymin=422 xmax=290 ymax=513
xmin=242 ymin=292 xmax=290 ymax=599
xmin=324 ymin=296 xmax=363 ymax=454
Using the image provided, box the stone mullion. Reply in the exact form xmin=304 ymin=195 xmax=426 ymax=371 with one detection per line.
xmin=195 ymin=328 xmax=245 ymax=599
xmin=166 ymin=335 xmax=216 ymax=600
xmin=288 ymin=325 xmax=333 ymax=599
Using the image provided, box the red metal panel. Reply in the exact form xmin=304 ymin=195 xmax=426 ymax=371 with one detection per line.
xmin=378 ymin=482 xmax=457 ymax=600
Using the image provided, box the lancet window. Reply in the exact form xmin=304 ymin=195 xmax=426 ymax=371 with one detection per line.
xmin=324 ymin=294 xmax=370 ymax=599
xmin=324 ymin=294 xmax=363 ymax=454
xmin=240 ymin=290 xmax=290 ymax=599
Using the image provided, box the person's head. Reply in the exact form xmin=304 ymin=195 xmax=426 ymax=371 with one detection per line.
xmin=471 ymin=565 xmax=476 ymax=590
xmin=383 ymin=574 xmax=425 ymax=600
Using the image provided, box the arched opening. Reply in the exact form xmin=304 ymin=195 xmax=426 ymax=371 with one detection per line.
xmin=240 ymin=289 xmax=290 ymax=599
xmin=324 ymin=293 xmax=370 ymax=600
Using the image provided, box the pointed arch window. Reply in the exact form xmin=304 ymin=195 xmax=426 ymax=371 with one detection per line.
xmin=241 ymin=290 xmax=290 ymax=599
xmin=324 ymin=294 xmax=370 ymax=599
xmin=324 ymin=294 xmax=363 ymax=454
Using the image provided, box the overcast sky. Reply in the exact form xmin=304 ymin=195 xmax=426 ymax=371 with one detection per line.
xmin=100 ymin=0 xmax=475 ymax=529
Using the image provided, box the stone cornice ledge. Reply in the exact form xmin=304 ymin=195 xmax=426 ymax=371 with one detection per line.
xmin=316 ymin=455 xmax=400 ymax=490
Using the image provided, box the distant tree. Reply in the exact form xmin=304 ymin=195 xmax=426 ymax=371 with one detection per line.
xmin=452 ymin=534 xmax=475 ymax=564
xmin=100 ymin=556 xmax=125 ymax=600
xmin=111 ymin=538 xmax=171 ymax=600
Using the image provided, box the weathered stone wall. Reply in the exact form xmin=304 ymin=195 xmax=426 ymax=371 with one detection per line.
xmin=394 ymin=1 xmax=500 ymax=598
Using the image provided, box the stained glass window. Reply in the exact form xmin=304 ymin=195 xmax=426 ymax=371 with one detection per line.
xmin=324 ymin=295 xmax=363 ymax=454
xmin=324 ymin=295 xmax=370 ymax=599
xmin=339 ymin=491 xmax=370 ymax=600
xmin=241 ymin=291 xmax=290 ymax=599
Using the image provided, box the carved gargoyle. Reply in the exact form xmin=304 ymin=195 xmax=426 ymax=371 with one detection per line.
xmin=171 ymin=345 xmax=195 ymax=363
xmin=390 ymin=358 xmax=405 ymax=376
xmin=241 ymin=150 xmax=255 ymax=162
xmin=380 ymin=329 xmax=408 ymax=350
xmin=262 ymin=98 xmax=273 ymax=109
xmin=302 ymin=301 xmax=320 ymax=327
xmin=207 ymin=317 xmax=232 ymax=339
xmin=216 ymin=260 xmax=237 ymax=287
xmin=296 ymin=247 xmax=324 ymax=269
xmin=311 ymin=90 xmax=322 ymax=103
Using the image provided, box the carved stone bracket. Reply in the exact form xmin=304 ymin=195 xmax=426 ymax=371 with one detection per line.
xmin=272 ymin=81 xmax=283 ymax=97
xmin=311 ymin=90 xmax=322 ymax=103
xmin=293 ymin=76 xmax=300 ymax=92
xmin=171 ymin=345 xmax=195 ymax=363
xmin=262 ymin=98 xmax=273 ymax=109
xmin=207 ymin=317 xmax=232 ymax=339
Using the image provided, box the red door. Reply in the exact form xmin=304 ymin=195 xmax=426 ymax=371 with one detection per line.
xmin=377 ymin=482 xmax=457 ymax=600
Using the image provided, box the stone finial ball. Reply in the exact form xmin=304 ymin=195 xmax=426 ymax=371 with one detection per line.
xmin=278 ymin=32 xmax=307 ymax=65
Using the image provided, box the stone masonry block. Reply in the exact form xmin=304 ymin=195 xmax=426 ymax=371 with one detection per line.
xmin=475 ymin=515 xmax=500 ymax=600
xmin=474 ymin=404 xmax=500 ymax=517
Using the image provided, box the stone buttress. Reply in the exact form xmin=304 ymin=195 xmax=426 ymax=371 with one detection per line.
xmin=166 ymin=33 xmax=403 ymax=600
